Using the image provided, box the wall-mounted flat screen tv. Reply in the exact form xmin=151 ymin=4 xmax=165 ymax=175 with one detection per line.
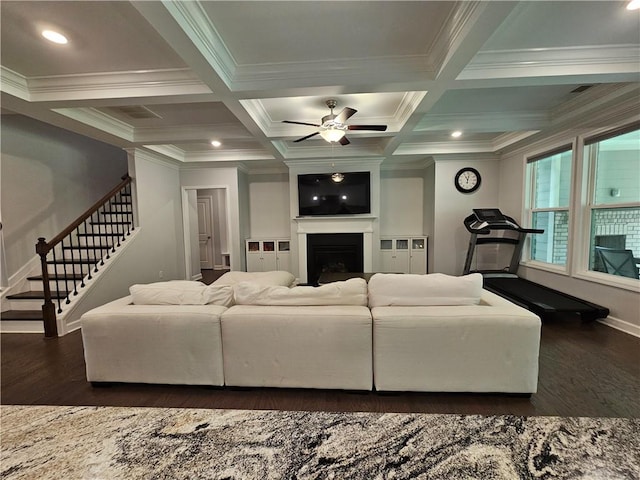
xmin=298 ymin=172 xmax=371 ymax=216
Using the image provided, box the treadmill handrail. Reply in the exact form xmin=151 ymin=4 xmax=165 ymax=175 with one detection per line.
xmin=463 ymin=213 xmax=544 ymax=235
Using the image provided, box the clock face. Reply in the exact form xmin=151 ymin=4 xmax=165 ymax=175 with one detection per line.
xmin=455 ymin=168 xmax=481 ymax=193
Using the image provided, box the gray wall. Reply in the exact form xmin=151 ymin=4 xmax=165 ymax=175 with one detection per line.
xmin=0 ymin=114 xmax=127 ymax=278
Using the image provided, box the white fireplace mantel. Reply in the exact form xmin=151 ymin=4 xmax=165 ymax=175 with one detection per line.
xmin=294 ymin=215 xmax=377 ymax=283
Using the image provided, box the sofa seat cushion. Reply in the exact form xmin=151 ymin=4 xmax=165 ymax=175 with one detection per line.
xmin=129 ymin=280 xmax=234 ymax=306
xmin=212 ymin=270 xmax=296 ymax=287
xmin=368 ymin=272 xmax=483 ymax=307
xmin=221 ymin=305 xmax=372 ymax=390
xmin=234 ymin=277 xmax=367 ymax=306
xmin=371 ymin=290 xmax=541 ymax=393
xmin=81 ymin=296 xmax=227 ymax=386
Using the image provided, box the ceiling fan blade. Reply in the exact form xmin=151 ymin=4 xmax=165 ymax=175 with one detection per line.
xmin=282 ymin=120 xmax=321 ymax=127
xmin=347 ymin=125 xmax=388 ymax=131
xmin=293 ymin=131 xmax=320 ymax=142
xmin=339 ymin=136 xmax=350 ymax=146
xmin=334 ymin=107 xmax=357 ymax=124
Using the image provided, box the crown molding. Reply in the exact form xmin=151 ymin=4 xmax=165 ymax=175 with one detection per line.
xmin=395 ymin=140 xmax=496 ymax=156
xmin=52 ymin=107 xmax=134 ymax=141
xmin=143 ymin=144 xmax=187 ymax=162
xmin=432 ymin=152 xmax=499 ymax=163
xmin=459 ymin=45 xmax=640 ymax=80
xmin=0 ymin=67 xmax=29 ymax=100
xmin=414 ymin=111 xmax=549 ymax=132
xmin=134 ymin=123 xmax=252 ymax=144
xmin=551 ymin=83 xmax=640 ymax=125
xmin=492 ymin=131 xmax=540 ymax=152
xmin=232 ymin=56 xmax=435 ymax=92
xmin=184 ymin=149 xmax=275 ymax=163
xmin=126 ymin=147 xmax=182 ymax=170
xmin=23 ymin=68 xmax=210 ymax=102
xmin=163 ymin=0 xmax=236 ymax=88
xmin=274 ymin=139 xmax=384 ymax=160
xmin=428 ymin=1 xmax=485 ymax=76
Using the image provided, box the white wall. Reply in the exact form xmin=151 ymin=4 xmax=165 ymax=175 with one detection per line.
xmin=63 ymin=149 xmax=186 ymax=327
xmin=248 ymin=173 xmax=290 ymax=238
xmin=432 ymin=157 xmax=501 ymax=275
xmin=424 ymin=162 xmax=436 ymax=272
xmin=380 ymin=170 xmax=425 ymax=236
xmin=0 ymin=114 xmax=127 ymax=277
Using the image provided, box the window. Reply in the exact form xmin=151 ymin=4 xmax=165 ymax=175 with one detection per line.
xmin=526 ymin=147 xmax=573 ymax=266
xmin=584 ymin=126 xmax=640 ymax=280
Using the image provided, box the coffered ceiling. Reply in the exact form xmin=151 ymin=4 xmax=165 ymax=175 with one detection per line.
xmin=1 ymin=1 xmax=639 ymax=170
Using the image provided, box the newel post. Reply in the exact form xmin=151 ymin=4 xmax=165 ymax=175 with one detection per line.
xmin=36 ymin=237 xmax=57 ymax=338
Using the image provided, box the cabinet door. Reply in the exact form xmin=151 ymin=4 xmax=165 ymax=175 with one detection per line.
xmin=409 ymin=238 xmax=426 ymax=274
xmin=274 ymin=240 xmax=291 ymax=272
xmin=394 ymin=239 xmax=410 ymax=273
xmin=381 ymin=250 xmax=396 ymax=273
xmin=246 ymin=252 xmax=263 ymax=272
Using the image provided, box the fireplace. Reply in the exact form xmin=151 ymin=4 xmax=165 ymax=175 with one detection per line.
xmin=306 ymin=233 xmax=364 ymax=285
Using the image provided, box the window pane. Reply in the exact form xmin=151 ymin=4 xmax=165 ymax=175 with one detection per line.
xmin=589 ymin=129 xmax=640 ymax=206
xmin=589 ymin=206 xmax=640 ymax=279
xmin=532 ymin=150 xmax=572 ymax=209
xmin=531 ymin=211 xmax=569 ymax=265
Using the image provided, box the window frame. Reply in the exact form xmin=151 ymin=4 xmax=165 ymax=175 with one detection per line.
xmin=522 ymin=141 xmax=575 ymax=275
xmin=572 ymin=124 xmax=640 ymax=290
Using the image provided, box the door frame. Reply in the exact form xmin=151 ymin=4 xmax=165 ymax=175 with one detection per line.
xmin=181 ymin=186 xmax=231 ymax=281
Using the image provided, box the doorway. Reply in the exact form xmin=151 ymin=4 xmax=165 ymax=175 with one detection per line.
xmin=182 ymin=187 xmax=230 ymax=281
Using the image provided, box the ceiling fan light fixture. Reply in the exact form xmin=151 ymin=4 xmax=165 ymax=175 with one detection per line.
xmin=319 ymin=127 xmax=346 ymax=143
xmin=331 ymin=173 xmax=344 ymax=183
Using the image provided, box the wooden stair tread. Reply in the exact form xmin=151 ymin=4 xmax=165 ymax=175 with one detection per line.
xmin=1 ymin=310 xmax=42 ymax=321
xmin=7 ymin=291 xmax=70 ymax=300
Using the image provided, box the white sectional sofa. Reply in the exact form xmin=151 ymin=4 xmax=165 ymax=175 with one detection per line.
xmin=222 ymin=278 xmax=372 ymax=390
xmin=80 ymin=271 xmax=542 ymax=394
xmin=368 ymin=274 xmax=541 ymax=393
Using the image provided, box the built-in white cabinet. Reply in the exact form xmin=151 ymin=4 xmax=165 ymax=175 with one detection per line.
xmin=380 ymin=236 xmax=428 ymax=274
xmin=246 ymin=239 xmax=290 ymax=272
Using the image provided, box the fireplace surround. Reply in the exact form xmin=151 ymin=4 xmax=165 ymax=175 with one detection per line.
xmin=306 ymin=233 xmax=364 ymax=285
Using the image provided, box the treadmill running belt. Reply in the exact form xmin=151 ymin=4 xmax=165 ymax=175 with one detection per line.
xmin=483 ymin=277 xmax=609 ymax=320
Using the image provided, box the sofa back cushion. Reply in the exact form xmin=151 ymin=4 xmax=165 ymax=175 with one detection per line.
xmin=234 ymin=277 xmax=368 ymax=306
xmin=212 ymin=270 xmax=296 ymax=287
xmin=130 ymin=280 xmax=234 ymax=307
xmin=368 ymin=273 xmax=483 ymax=307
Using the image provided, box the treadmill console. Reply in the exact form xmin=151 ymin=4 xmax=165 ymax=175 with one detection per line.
xmin=470 ymin=208 xmax=517 ymax=230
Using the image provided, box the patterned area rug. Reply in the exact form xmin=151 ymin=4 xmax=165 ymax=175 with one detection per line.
xmin=1 ymin=405 xmax=638 ymax=479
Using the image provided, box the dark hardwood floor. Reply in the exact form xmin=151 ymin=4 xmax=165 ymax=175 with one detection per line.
xmin=2 ymin=317 xmax=638 ymax=418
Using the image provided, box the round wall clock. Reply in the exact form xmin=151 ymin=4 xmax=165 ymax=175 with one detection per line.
xmin=454 ymin=167 xmax=481 ymax=193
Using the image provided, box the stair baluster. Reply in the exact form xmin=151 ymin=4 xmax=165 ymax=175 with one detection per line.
xmin=33 ymin=174 xmax=133 ymax=337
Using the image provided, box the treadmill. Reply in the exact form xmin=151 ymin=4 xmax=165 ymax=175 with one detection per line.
xmin=463 ymin=208 xmax=609 ymax=322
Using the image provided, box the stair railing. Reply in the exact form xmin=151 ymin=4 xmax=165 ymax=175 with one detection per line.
xmin=36 ymin=174 xmax=134 ymax=337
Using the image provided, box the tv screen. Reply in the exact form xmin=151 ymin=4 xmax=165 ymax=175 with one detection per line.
xmin=298 ymin=172 xmax=371 ymax=216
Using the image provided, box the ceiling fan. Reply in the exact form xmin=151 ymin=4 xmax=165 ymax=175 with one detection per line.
xmin=282 ymin=99 xmax=387 ymax=145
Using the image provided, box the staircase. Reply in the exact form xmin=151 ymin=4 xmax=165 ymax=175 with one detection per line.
xmin=2 ymin=175 xmax=134 ymax=337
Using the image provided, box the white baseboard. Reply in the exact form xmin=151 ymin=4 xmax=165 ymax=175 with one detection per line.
xmin=598 ymin=316 xmax=640 ymax=338
xmin=191 ymin=273 xmax=203 ymax=281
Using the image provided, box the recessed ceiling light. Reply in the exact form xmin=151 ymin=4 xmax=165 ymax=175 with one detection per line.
xmin=627 ymin=0 xmax=640 ymax=10
xmin=41 ymin=30 xmax=68 ymax=44
xmin=451 ymin=131 xmax=462 ymax=138
xmin=210 ymin=140 xmax=221 ymax=147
